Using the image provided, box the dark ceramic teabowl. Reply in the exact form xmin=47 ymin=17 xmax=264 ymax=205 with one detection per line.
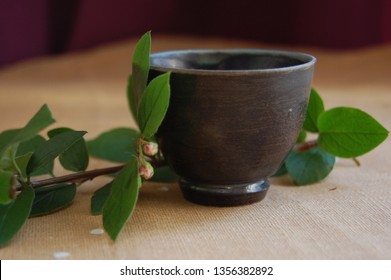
xmin=150 ymin=49 xmax=316 ymax=207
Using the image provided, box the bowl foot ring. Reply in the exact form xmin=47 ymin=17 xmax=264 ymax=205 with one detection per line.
xmin=179 ymin=179 xmax=269 ymax=207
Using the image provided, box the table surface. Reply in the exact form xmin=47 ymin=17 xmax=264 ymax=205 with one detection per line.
xmin=0 ymin=35 xmax=390 ymax=260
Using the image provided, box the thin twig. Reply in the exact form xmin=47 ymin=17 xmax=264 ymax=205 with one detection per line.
xmin=295 ymin=139 xmax=318 ymax=153
xmin=352 ymin=157 xmax=361 ymax=166
xmin=16 ymin=158 xmax=168 ymax=190
xmin=29 ymin=165 xmax=125 ymax=189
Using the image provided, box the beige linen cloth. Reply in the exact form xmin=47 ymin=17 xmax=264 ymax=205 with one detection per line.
xmin=0 ymin=35 xmax=390 ymax=259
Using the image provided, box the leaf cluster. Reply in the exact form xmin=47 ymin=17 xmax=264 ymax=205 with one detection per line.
xmin=0 ymin=105 xmax=88 ymax=245
xmin=0 ymin=31 xmax=177 ymax=246
xmin=90 ymin=31 xmax=174 ymax=241
xmin=274 ymin=89 xmax=389 ymax=185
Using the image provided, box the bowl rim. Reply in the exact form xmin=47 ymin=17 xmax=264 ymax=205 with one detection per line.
xmin=150 ymin=49 xmax=316 ymax=75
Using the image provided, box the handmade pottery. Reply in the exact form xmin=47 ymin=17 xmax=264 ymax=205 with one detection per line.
xmin=150 ymin=49 xmax=316 ymax=206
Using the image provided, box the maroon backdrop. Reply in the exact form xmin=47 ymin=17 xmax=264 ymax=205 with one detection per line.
xmin=1 ymin=0 xmax=390 ymax=67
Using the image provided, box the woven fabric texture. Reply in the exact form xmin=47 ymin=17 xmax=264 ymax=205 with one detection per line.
xmin=0 ymin=35 xmax=390 ymax=259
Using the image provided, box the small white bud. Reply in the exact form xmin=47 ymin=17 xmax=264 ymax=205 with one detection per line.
xmin=142 ymin=142 xmax=158 ymax=156
xmin=139 ymin=162 xmax=154 ymax=180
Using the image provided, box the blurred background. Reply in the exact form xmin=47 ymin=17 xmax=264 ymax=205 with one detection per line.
xmin=1 ymin=0 xmax=390 ymax=68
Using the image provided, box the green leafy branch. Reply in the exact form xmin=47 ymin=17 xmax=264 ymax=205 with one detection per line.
xmin=101 ymin=31 xmax=172 ymax=241
xmin=0 ymin=31 xmax=389 ymax=247
xmin=0 ymin=104 xmax=89 ymax=245
xmin=273 ymin=89 xmax=389 ymax=185
xmin=0 ymin=31 xmax=174 ymax=245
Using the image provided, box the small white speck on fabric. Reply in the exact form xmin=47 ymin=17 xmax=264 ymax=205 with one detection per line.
xmin=158 ymin=186 xmax=170 ymax=192
xmin=90 ymin=228 xmax=104 ymax=235
xmin=53 ymin=251 xmax=70 ymax=259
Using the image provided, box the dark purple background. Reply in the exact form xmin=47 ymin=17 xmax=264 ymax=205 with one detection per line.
xmin=1 ymin=0 xmax=390 ymax=67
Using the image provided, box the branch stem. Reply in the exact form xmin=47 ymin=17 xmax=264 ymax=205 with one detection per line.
xmin=295 ymin=139 xmax=318 ymax=153
xmin=30 ymin=165 xmax=125 ymax=189
xmin=17 ymin=158 xmax=167 ymax=190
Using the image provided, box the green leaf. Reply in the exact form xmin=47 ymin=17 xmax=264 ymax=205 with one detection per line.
xmin=0 ymin=129 xmax=20 ymax=152
xmin=149 ymin=166 xmax=178 ymax=182
xmin=91 ymin=181 xmax=112 ymax=215
xmin=137 ymin=72 xmax=171 ymax=139
xmin=16 ymin=135 xmax=46 ymax=156
xmin=303 ymin=88 xmax=324 ymax=132
xmin=48 ymin=128 xmax=89 ymax=171
xmin=286 ymin=147 xmax=335 ymax=185
xmin=0 ymin=144 xmax=21 ymax=174
xmin=130 ymin=31 xmax=151 ymax=119
xmin=14 ymin=152 xmax=33 ymax=178
xmin=296 ymin=129 xmax=307 ymax=144
xmin=0 ymin=186 xmax=34 ymax=246
xmin=0 ymin=170 xmax=14 ymax=205
xmin=318 ymin=107 xmax=389 ymax=158
xmin=13 ymin=104 xmax=55 ymax=143
xmin=0 ymin=105 xmax=55 ymax=157
xmin=16 ymin=135 xmax=53 ymax=177
xmin=87 ymin=128 xmax=139 ymax=163
xmin=30 ymin=183 xmax=76 ymax=217
xmin=27 ymin=131 xmax=87 ymax=175
xmin=103 ymin=157 xmax=141 ymax=241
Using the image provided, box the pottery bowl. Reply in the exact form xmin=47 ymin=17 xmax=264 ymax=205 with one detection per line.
xmin=150 ymin=49 xmax=316 ymax=206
